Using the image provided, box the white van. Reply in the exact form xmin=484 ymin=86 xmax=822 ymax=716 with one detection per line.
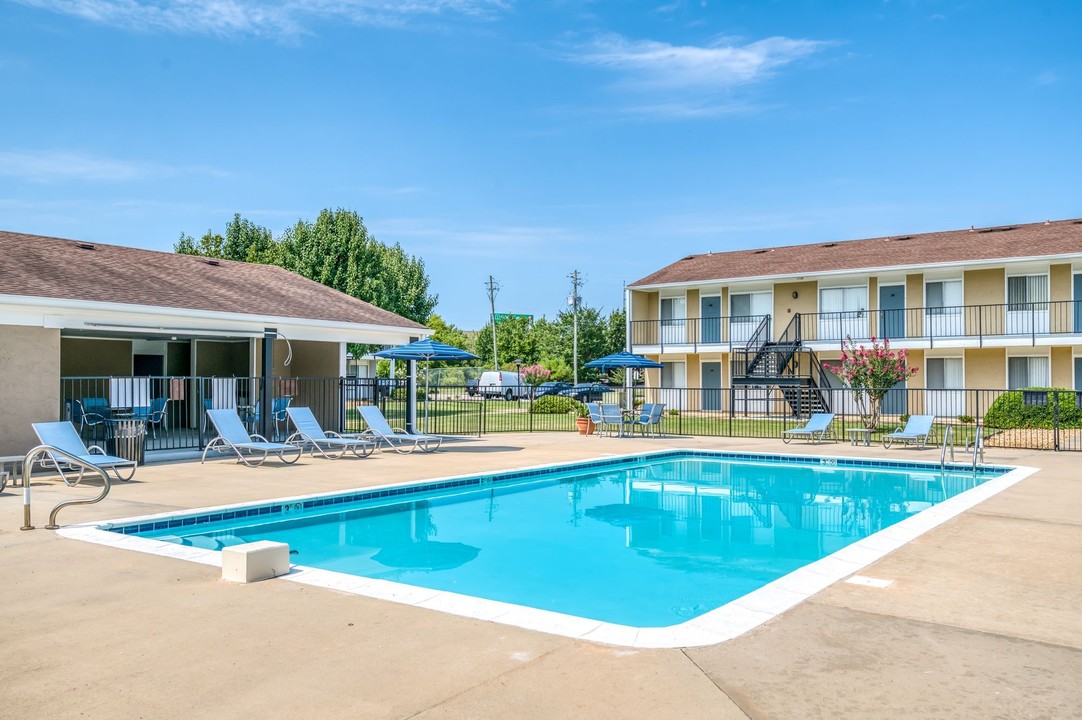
xmin=479 ymin=371 xmax=528 ymax=400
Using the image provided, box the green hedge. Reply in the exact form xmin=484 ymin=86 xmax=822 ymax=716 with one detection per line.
xmin=983 ymin=387 xmax=1082 ymax=429
xmin=530 ymin=395 xmax=582 ymax=415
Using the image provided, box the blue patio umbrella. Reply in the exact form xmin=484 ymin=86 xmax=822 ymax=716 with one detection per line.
xmin=584 ymin=351 xmax=663 ymax=408
xmin=374 ymin=339 xmax=479 ymax=431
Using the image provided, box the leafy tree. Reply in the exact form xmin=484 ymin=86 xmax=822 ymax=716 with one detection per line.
xmin=824 ymin=337 xmax=918 ymax=430
xmin=474 ymin=315 xmax=538 ymax=369
xmin=175 ymin=214 xmax=275 ymax=264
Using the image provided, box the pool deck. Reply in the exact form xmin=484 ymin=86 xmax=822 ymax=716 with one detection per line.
xmin=2 ymin=433 xmax=1080 ymax=719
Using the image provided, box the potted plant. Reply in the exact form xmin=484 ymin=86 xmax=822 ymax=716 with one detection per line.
xmin=575 ymin=401 xmax=595 ymax=435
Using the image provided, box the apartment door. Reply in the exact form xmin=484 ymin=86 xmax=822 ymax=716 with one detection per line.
xmin=925 ymin=357 xmax=965 ymax=417
xmin=660 ymin=297 xmax=687 ymax=345
xmin=701 ymin=296 xmax=722 ymax=344
xmin=819 ymin=287 xmax=867 ymax=341
xmin=660 ymin=361 xmax=686 ymax=410
xmin=879 ymin=285 xmax=906 ymax=339
xmin=1006 ymin=275 xmax=1049 ymax=336
xmin=924 ymin=280 xmax=964 ymax=338
xmin=730 ymin=292 xmax=771 ymax=344
xmin=702 ymin=362 xmax=723 ymax=411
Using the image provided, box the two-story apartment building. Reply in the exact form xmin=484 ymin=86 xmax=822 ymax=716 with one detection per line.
xmin=626 ymin=218 xmax=1082 ymax=418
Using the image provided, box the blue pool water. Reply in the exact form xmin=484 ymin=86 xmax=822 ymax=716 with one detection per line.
xmin=120 ymin=452 xmax=1007 ymax=627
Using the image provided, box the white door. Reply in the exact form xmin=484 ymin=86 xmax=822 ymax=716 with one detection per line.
xmin=924 ymin=280 xmax=964 ymax=338
xmin=925 ymin=357 xmax=965 ymax=418
xmin=819 ymin=287 xmax=868 ymax=341
xmin=660 ymin=361 xmax=686 ymax=411
xmin=730 ymin=292 xmax=772 ymax=344
xmin=660 ymin=297 xmax=687 ymax=345
xmin=1006 ymin=275 xmax=1050 ymax=336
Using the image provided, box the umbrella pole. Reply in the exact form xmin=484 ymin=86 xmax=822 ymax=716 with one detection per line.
xmin=425 ymin=358 xmax=430 ymax=434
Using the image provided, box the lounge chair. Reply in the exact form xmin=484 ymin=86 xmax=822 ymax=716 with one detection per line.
xmin=357 ymin=405 xmax=442 ymax=453
xmin=202 ymin=408 xmax=302 ymax=466
xmin=629 ymin=403 xmax=665 ymax=437
xmin=598 ymin=403 xmax=628 ymax=437
xmin=32 ymin=421 xmax=137 ymax=484
xmin=781 ymin=413 xmax=836 ymax=444
xmin=285 ymin=406 xmax=375 ymax=459
xmin=883 ymin=415 xmax=937 ymax=449
xmin=586 ymin=402 xmax=603 ymax=437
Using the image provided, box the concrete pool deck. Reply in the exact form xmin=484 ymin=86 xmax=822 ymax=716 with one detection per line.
xmin=2 ymin=433 xmax=1080 ymax=719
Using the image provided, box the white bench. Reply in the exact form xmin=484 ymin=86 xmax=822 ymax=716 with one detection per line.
xmin=0 ymin=454 xmax=26 ymax=492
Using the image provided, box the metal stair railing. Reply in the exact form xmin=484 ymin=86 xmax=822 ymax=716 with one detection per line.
xmin=20 ymin=445 xmax=113 ymax=531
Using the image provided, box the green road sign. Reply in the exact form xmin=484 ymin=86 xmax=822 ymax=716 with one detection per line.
xmin=494 ymin=313 xmax=534 ymax=322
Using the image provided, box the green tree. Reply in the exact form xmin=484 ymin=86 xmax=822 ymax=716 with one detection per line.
xmin=474 ymin=315 xmax=538 ymax=369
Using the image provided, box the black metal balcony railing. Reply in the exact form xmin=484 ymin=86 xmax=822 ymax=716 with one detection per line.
xmin=630 ymin=300 xmax=1082 ymax=350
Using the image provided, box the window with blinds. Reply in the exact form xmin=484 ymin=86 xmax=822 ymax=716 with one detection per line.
xmin=1008 ymin=356 xmax=1050 ymax=390
xmin=1007 ymin=275 xmax=1049 ymax=312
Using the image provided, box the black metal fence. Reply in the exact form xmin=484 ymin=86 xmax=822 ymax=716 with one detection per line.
xmin=59 ymin=376 xmax=1082 ymax=453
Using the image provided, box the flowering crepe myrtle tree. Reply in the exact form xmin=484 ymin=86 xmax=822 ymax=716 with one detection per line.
xmin=823 ymin=336 xmax=918 ymax=430
xmin=521 ymin=364 xmax=552 ymax=387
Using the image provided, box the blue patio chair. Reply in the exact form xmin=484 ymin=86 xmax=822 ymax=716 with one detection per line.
xmin=883 ymin=415 xmax=937 ymax=449
xmin=32 ymin=420 xmax=137 ymax=484
xmin=357 ymin=405 xmax=442 ymax=453
xmin=782 ymin=413 xmax=836 ymax=444
xmin=629 ymin=403 xmax=665 ymax=437
xmin=132 ymin=397 xmax=169 ymax=438
xmin=67 ymin=398 xmax=108 ymax=435
xmin=242 ymin=397 xmax=292 ymax=439
xmin=598 ymin=403 xmax=628 ymax=437
xmin=586 ymin=402 xmax=603 ymax=437
xmin=285 ymin=406 xmax=375 ymax=459
xmin=202 ymin=408 xmax=303 ymax=467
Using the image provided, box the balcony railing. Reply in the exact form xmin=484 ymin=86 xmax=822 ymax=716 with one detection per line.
xmin=630 ymin=300 xmax=1082 ymax=350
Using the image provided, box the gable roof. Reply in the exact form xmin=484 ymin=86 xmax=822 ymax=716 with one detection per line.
xmin=0 ymin=230 xmax=428 ymax=330
xmin=629 ymin=218 xmax=1082 ymax=288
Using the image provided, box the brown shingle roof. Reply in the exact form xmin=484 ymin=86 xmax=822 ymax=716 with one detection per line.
xmin=630 ymin=218 xmax=1082 ymax=287
xmin=0 ymin=230 xmax=428 ymax=329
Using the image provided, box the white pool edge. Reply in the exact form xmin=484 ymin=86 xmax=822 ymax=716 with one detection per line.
xmin=55 ymin=450 xmax=1039 ymax=649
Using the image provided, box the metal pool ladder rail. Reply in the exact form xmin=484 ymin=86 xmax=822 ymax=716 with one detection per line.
xmin=940 ymin=425 xmax=955 ymax=469
xmin=20 ymin=445 xmax=113 ymax=531
xmin=967 ymin=425 xmax=985 ymax=470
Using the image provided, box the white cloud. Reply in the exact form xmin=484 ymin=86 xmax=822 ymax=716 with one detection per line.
xmin=15 ymin=0 xmax=509 ymax=37
xmin=374 ymin=216 xmax=578 ymax=259
xmin=1034 ymin=70 xmax=1059 ymax=86
xmin=0 ymin=148 xmax=226 ymax=183
xmin=570 ymin=33 xmax=831 ymax=90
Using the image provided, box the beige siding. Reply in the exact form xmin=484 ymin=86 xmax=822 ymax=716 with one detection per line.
xmin=906 ymin=273 xmax=924 ymax=336
xmin=686 ymin=354 xmax=701 ymax=410
xmin=196 ymin=341 xmax=249 ymax=377
xmin=964 ymin=268 xmax=1005 ymax=335
xmin=61 ymin=338 xmax=131 ymax=376
xmin=965 ymin=348 xmax=1005 ymax=389
xmin=773 ymin=280 xmax=818 ymax=340
xmin=631 ymin=290 xmax=653 ymax=322
xmin=1050 ymin=264 xmax=1072 ymax=333
xmin=686 ymin=290 xmax=700 ymax=320
xmin=1 ymin=326 xmax=61 ymax=456
xmin=1051 ymin=346 xmax=1072 ymax=387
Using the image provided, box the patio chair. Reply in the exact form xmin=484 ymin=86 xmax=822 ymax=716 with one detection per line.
xmin=883 ymin=415 xmax=937 ymax=449
xmin=629 ymin=403 xmax=665 ymax=437
xmin=32 ymin=421 xmax=137 ymax=484
xmin=285 ymin=406 xmax=375 ymax=459
xmin=68 ymin=398 xmax=108 ymax=436
xmin=598 ymin=403 xmax=628 ymax=437
xmin=202 ymin=408 xmax=302 ymax=467
xmin=242 ymin=397 xmax=292 ymax=439
xmin=133 ymin=397 xmax=169 ymax=438
xmin=357 ymin=405 xmax=442 ymax=453
xmin=586 ymin=402 xmax=603 ymax=437
xmin=781 ymin=413 xmax=836 ymax=444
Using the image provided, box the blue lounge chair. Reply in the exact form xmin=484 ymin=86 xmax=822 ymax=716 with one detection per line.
xmin=357 ymin=405 xmax=442 ymax=453
xmin=782 ymin=413 xmax=836 ymax=444
xmin=629 ymin=403 xmax=665 ymax=437
xmin=202 ymin=408 xmax=302 ymax=467
xmin=883 ymin=415 xmax=937 ymax=449
xmin=286 ymin=406 xmax=375 ymax=459
xmin=586 ymin=402 xmax=603 ymax=437
xmin=32 ymin=421 xmax=137 ymax=484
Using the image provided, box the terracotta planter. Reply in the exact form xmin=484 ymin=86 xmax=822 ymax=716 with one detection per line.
xmin=576 ymin=417 xmax=596 ymax=435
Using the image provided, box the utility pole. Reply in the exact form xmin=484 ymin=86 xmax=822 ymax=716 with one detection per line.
xmin=486 ymin=275 xmax=500 ymax=370
xmin=569 ymin=269 xmax=584 ymax=384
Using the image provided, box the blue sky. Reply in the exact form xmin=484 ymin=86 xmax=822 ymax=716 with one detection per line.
xmin=2 ymin=1 xmax=1079 ymax=328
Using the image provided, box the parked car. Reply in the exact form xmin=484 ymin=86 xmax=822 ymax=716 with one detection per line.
xmin=465 ymin=378 xmax=479 ymax=397
xmin=478 ymin=371 xmax=529 ymax=400
xmin=531 ymin=381 xmax=571 ymax=399
xmin=559 ymin=382 xmax=612 ymax=403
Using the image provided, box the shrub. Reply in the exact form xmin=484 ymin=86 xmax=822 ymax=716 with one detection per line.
xmin=957 ymin=414 xmax=975 ymax=424
xmin=899 ymin=413 xmax=910 ymax=424
xmin=667 ymin=409 xmax=680 ymax=417
xmin=530 ymin=395 xmax=582 ymax=415
xmin=983 ymin=388 xmax=1082 ymax=429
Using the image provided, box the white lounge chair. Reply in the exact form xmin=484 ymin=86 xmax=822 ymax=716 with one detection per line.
xmin=285 ymin=406 xmax=375 ymax=459
xmin=32 ymin=421 xmax=137 ymax=484
xmin=883 ymin=415 xmax=937 ymax=449
xmin=202 ymin=408 xmax=302 ymax=467
xmin=782 ymin=413 xmax=835 ymax=444
xmin=357 ymin=405 xmax=442 ymax=453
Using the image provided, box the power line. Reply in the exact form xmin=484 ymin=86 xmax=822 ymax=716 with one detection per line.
xmin=486 ymin=275 xmax=500 ymax=370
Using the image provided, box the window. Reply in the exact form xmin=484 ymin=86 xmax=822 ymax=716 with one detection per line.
xmin=926 ymin=280 xmax=962 ymax=316
xmin=1007 ymin=275 xmax=1049 ymax=312
xmin=926 ymin=357 xmax=964 ymax=389
xmin=1008 ymin=356 xmax=1049 ymax=390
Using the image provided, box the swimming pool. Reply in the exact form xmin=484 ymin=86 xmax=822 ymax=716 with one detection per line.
xmin=62 ymin=450 xmax=1035 ymax=648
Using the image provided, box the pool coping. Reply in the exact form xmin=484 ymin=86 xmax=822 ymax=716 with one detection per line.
xmin=56 ymin=448 xmax=1038 ymax=649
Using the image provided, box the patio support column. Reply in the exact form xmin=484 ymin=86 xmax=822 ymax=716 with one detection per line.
xmin=406 ymin=359 xmax=418 ymax=433
xmin=261 ymin=328 xmax=275 ymax=440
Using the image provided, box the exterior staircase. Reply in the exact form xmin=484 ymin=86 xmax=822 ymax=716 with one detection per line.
xmin=731 ymin=314 xmax=831 ymax=418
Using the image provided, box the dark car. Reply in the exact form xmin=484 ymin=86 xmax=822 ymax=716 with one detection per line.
xmin=532 ymin=381 xmax=572 ymax=399
xmin=559 ymin=382 xmax=612 ymax=403
xmin=465 ymin=378 xmax=479 ymax=397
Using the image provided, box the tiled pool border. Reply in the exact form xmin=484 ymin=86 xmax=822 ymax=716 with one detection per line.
xmin=57 ymin=448 xmax=1037 ymax=649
